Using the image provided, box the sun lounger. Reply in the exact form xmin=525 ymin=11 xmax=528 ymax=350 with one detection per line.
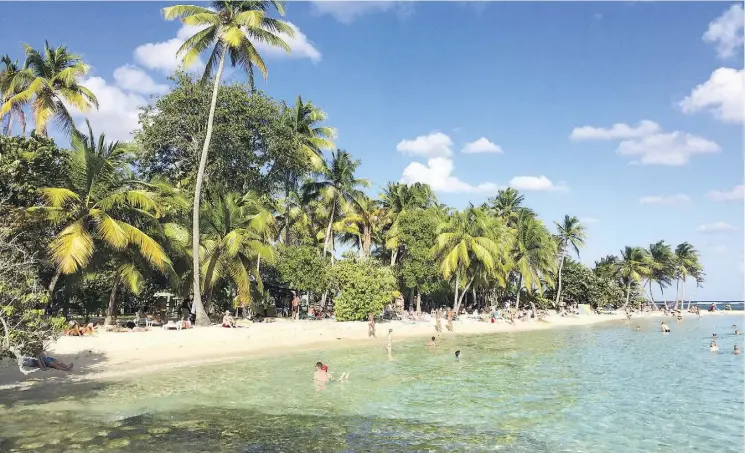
xmin=163 ymin=320 xmax=182 ymax=331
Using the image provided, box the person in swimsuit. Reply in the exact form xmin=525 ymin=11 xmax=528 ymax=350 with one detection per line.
xmin=446 ymin=309 xmax=454 ymax=332
xmin=427 ymin=336 xmax=437 ymax=347
xmin=634 ymin=325 xmax=641 ymax=331
xmin=368 ymin=312 xmax=376 ymax=338
xmin=710 ymin=341 xmax=719 ymax=352
xmin=23 ymin=352 xmax=73 ymax=372
xmin=313 ymin=362 xmax=349 ymax=382
xmin=291 ymin=292 xmax=300 ymax=320
xmin=435 ymin=309 xmax=442 ymax=333
xmin=734 ymin=345 xmax=741 ymax=355
xmin=660 ymin=322 xmax=670 ymax=333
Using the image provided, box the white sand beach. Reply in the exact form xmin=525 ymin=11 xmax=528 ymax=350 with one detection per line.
xmin=1 ymin=310 xmax=740 ymax=389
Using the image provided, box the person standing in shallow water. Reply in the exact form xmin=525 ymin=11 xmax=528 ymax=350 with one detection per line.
xmin=368 ymin=312 xmax=376 ymax=338
xmin=446 ymin=309 xmax=454 ymax=332
xmin=660 ymin=322 xmax=670 ymax=333
xmin=435 ymin=309 xmax=442 ymax=333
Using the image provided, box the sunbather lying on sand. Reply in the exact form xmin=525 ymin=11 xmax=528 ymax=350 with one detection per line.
xmin=23 ymin=352 xmax=73 ymax=372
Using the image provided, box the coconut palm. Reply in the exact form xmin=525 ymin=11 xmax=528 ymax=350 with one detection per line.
xmin=647 ymin=240 xmax=674 ymax=308
xmin=487 ymin=187 xmax=526 ymax=227
xmin=199 ymin=190 xmax=275 ymax=311
xmin=618 ymin=246 xmax=652 ymax=309
xmin=163 ymin=0 xmax=293 ymax=326
xmin=433 ymin=205 xmax=513 ymax=313
xmin=28 ymin=120 xmax=170 ymax=301
xmin=334 ymin=194 xmax=381 ymax=257
xmin=512 ymin=209 xmax=556 ymax=311
xmin=0 ymin=55 xmax=27 ymax=136
xmin=553 ymin=215 xmax=586 ymax=308
xmin=673 ymin=242 xmax=701 ymax=310
xmin=0 ymin=42 xmax=98 ymax=136
xmin=380 ymin=182 xmax=436 ymax=265
xmin=302 ymin=150 xmax=370 ymax=260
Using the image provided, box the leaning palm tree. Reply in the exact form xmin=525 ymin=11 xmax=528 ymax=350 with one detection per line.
xmin=433 ymin=205 xmax=513 ymax=313
xmin=302 ymin=150 xmax=370 ymax=260
xmin=0 ymin=55 xmax=27 ymax=136
xmin=512 ymin=209 xmax=556 ymax=311
xmin=28 ymin=120 xmax=171 ymax=301
xmin=163 ymin=1 xmax=293 ymax=326
xmin=553 ymin=215 xmax=586 ymax=308
xmin=198 ymin=190 xmax=275 ymax=312
xmin=618 ymin=246 xmax=652 ymax=309
xmin=0 ymin=42 xmax=98 ymax=136
xmin=673 ymin=242 xmax=701 ymax=310
xmin=647 ymin=240 xmax=674 ymax=308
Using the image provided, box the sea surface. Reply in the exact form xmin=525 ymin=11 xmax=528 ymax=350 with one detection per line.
xmin=1 ymin=314 xmax=744 ymax=452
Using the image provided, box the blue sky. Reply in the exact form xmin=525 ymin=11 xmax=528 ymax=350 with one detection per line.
xmin=1 ymin=1 xmax=742 ymax=300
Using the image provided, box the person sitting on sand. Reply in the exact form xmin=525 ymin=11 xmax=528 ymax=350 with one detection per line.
xmin=660 ymin=322 xmax=670 ymax=333
xmin=313 ymin=362 xmax=349 ymax=382
xmin=23 ymin=352 xmax=73 ymax=372
xmin=222 ymin=310 xmax=236 ymax=328
xmin=710 ymin=341 xmax=719 ymax=352
xmin=734 ymin=345 xmax=741 ymax=355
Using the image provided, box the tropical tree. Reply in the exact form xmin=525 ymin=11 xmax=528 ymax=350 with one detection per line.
xmin=618 ymin=246 xmax=652 ymax=309
xmin=512 ymin=209 xmax=556 ymax=311
xmin=647 ymin=240 xmax=674 ymax=308
xmin=302 ymin=150 xmax=370 ymax=260
xmin=163 ymin=0 xmax=293 ymax=325
xmin=28 ymin=121 xmax=171 ymax=302
xmin=380 ymin=182 xmax=436 ymax=265
xmin=0 ymin=55 xmax=27 ymax=136
xmin=198 ymin=190 xmax=275 ymax=311
xmin=553 ymin=215 xmax=586 ymax=308
xmin=673 ymin=242 xmax=701 ymax=310
xmin=433 ymin=205 xmax=512 ymax=314
xmin=0 ymin=42 xmax=98 ymax=136
xmin=334 ymin=193 xmax=381 ymax=257
xmin=487 ymin=187 xmax=526 ymax=227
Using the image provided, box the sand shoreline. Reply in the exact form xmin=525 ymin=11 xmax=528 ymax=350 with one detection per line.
xmin=1 ymin=310 xmax=740 ymax=391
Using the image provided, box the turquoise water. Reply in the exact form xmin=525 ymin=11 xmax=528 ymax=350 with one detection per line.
xmin=1 ymin=315 xmax=743 ymax=452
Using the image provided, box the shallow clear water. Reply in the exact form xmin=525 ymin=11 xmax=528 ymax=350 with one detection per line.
xmin=2 ymin=315 xmax=744 ymax=452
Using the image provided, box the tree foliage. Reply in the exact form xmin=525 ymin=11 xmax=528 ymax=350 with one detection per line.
xmin=0 ymin=132 xmax=63 ymax=209
xmin=330 ymin=255 xmax=397 ymax=321
xmin=275 ymin=244 xmax=329 ymax=294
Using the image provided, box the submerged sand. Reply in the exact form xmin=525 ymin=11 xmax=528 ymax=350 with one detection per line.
xmin=0 ymin=310 xmax=739 ymax=389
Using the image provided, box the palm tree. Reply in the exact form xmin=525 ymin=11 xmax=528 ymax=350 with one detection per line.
xmin=487 ymin=187 xmax=525 ymax=227
xmin=673 ymin=242 xmax=701 ymax=310
xmin=553 ymin=215 xmax=586 ymax=308
xmin=163 ymin=1 xmax=293 ymax=326
xmin=0 ymin=42 xmax=98 ymax=136
xmin=199 ymin=190 xmax=275 ymax=311
xmin=334 ymin=194 xmax=381 ymax=257
xmin=0 ymin=55 xmax=27 ymax=136
xmin=647 ymin=240 xmax=674 ymax=309
xmin=618 ymin=246 xmax=652 ymax=309
xmin=280 ymin=96 xmax=336 ymax=243
xmin=28 ymin=120 xmax=171 ymax=302
xmin=433 ymin=205 xmax=513 ymax=314
xmin=302 ymin=150 xmax=370 ymax=261
xmin=380 ymin=182 xmax=436 ymax=265
xmin=512 ymin=209 xmax=556 ymax=311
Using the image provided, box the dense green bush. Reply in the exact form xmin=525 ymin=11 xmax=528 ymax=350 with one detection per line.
xmin=331 ymin=255 xmax=397 ymax=321
xmin=275 ymin=245 xmax=330 ymax=294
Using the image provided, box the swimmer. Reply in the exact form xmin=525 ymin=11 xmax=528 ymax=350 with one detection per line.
xmin=710 ymin=341 xmax=719 ymax=352
xmin=455 ymin=350 xmax=461 ymax=359
xmin=313 ymin=362 xmax=349 ymax=382
xmin=427 ymin=336 xmax=437 ymax=347
xmin=634 ymin=325 xmax=641 ymax=331
xmin=660 ymin=322 xmax=670 ymax=333
xmin=734 ymin=345 xmax=741 ymax=355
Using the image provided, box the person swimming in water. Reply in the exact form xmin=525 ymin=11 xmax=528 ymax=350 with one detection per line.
xmin=634 ymin=325 xmax=641 ymax=331
xmin=710 ymin=341 xmax=719 ymax=352
xmin=313 ymin=362 xmax=349 ymax=382
xmin=660 ymin=322 xmax=670 ymax=333
xmin=734 ymin=345 xmax=741 ymax=355
xmin=427 ymin=336 xmax=436 ymax=347
xmin=455 ymin=350 xmax=461 ymax=359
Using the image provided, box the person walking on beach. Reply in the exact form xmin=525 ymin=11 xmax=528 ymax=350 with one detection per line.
xmin=446 ymin=309 xmax=454 ymax=332
xmin=435 ymin=309 xmax=442 ymax=333
xmin=368 ymin=312 xmax=376 ymax=338
xmin=291 ymin=292 xmax=300 ymax=320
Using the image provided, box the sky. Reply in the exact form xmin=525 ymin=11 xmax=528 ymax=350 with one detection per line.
xmin=0 ymin=1 xmax=743 ymax=301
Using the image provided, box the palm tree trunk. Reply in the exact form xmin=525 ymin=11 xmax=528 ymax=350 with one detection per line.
xmin=623 ymin=279 xmax=632 ymax=309
xmin=363 ymin=224 xmax=371 ymax=257
xmin=680 ymin=276 xmax=686 ymax=310
xmin=202 ymin=252 xmax=220 ymax=314
xmin=554 ymin=254 xmax=565 ymax=308
xmin=284 ymin=176 xmax=291 ymax=245
xmin=515 ymin=274 xmax=523 ymax=311
xmin=453 ymin=274 xmax=459 ymax=310
xmin=256 ymin=255 xmax=261 ymax=273
xmin=104 ymin=274 xmax=122 ymax=326
xmin=674 ymin=278 xmax=680 ymax=310
xmin=648 ymin=279 xmax=655 ymax=306
xmin=416 ymin=289 xmax=421 ymax=314
xmin=190 ymin=50 xmax=227 ymax=327
xmin=390 ymin=248 xmax=398 ymax=266
xmin=323 ymin=204 xmax=336 ymax=258
xmin=47 ymin=268 xmax=62 ymax=305
xmin=455 ymin=277 xmax=474 ymax=314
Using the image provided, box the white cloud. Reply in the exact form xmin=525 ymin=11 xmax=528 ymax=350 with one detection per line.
xmin=461 ymin=137 xmax=503 ymax=154
xmin=508 ymin=175 xmax=567 ymax=192
xmin=707 ymin=185 xmax=745 ymax=201
xmin=639 ymin=194 xmax=691 ymax=205
xmin=703 ymin=4 xmax=744 ymax=59
xmin=71 ymin=76 xmax=148 ymax=142
xmin=309 ymin=1 xmax=411 ymax=24
xmin=698 ymin=222 xmax=737 ymax=234
xmin=254 ymin=22 xmax=322 ymax=63
xmin=134 ymin=24 xmax=205 ymax=75
xmin=112 ymin=65 xmax=168 ymax=95
xmin=569 ymin=120 xmax=660 ymax=141
xmin=617 ymin=131 xmax=720 ymax=166
xmin=396 ymin=132 xmax=453 ymax=158
xmin=400 ymin=157 xmax=498 ymax=193
xmin=679 ymin=67 xmax=743 ymax=123
xmin=708 ymin=245 xmax=729 ymax=254
xmin=580 ymin=217 xmax=599 ymax=224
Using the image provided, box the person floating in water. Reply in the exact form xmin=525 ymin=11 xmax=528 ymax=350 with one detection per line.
xmin=427 ymin=336 xmax=437 ymax=347
xmin=734 ymin=345 xmax=741 ymax=355
xmin=23 ymin=352 xmax=73 ymax=372
xmin=660 ymin=322 xmax=670 ymax=333
xmin=710 ymin=341 xmax=719 ymax=352
xmin=313 ymin=362 xmax=349 ymax=382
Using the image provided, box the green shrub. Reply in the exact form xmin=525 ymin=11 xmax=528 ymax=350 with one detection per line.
xmin=331 ymin=255 xmax=397 ymax=322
